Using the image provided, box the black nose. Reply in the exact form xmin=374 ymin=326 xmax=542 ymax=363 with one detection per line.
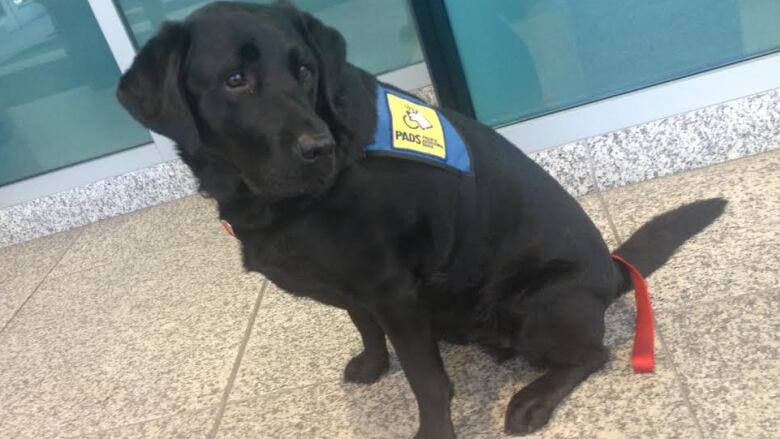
xmin=296 ymin=132 xmax=335 ymax=161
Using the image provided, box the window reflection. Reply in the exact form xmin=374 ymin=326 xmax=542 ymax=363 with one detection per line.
xmin=0 ymin=1 xmax=150 ymax=186
xmin=445 ymin=0 xmax=780 ymax=125
xmin=116 ymin=0 xmax=423 ymax=74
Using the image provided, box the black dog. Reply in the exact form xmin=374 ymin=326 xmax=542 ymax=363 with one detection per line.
xmin=117 ymin=2 xmax=725 ymax=437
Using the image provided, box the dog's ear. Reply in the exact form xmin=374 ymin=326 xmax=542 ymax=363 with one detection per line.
xmin=118 ymin=22 xmax=241 ymax=200
xmin=117 ymin=22 xmax=200 ymax=153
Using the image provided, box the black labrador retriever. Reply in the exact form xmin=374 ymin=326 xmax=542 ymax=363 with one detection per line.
xmin=117 ymin=2 xmax=725 ymax=437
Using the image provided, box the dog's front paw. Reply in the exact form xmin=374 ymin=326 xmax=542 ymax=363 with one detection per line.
xmin=343 ymin=350 xmax=389 ymax=384
xmin=504 ymin=388 xmax=555 ymax=436
xmin=413 ymin=426 xmax=456 ymax=439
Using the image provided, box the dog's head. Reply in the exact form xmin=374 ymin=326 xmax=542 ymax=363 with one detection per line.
xmin=117 ymin=2 xmax=373 ymax=201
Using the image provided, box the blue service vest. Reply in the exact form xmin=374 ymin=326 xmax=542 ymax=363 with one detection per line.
xmin=364 ymin=84 xmax=471 ymax=173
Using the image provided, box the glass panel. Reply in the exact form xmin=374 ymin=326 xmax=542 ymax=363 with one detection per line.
xmin=0 ymin=0 xmax=152 ymax=186
xmin=443 ymin=0 xmax=780 ymax=126
xmin=116 ymin=0 xmax=423 ymax=74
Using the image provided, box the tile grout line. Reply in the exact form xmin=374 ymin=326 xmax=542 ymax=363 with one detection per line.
xmin=585 ymin=151 xmax=624 ymax=246
xmin=207 ymin=279 xmax=269 ymax=439
xmin=595 ymin=189 xmax=624 ymax=246
xmin=654 ymin=325 xmax=708 ymax=439
xmin=0 ymin=229 xmax=83 ymax=335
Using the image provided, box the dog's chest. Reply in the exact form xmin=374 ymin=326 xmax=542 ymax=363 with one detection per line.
xmin=239 ymin=214 xmax=399 ymax=299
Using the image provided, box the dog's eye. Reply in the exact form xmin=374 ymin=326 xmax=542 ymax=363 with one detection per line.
xmin=297 ymin=65 xmax=312 ymax=82
xmin=225 ymin=72 xmax=248 ymax=89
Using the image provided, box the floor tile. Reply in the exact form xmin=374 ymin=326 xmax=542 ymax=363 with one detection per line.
xmin=230 ymin=284 xmax=363 ymax=401
xmin=0 ymin=242 xmax=264 ymax=438
xmin=223 ymin=281 xmax=694 ymax=438
xmin=223 ymin=350 xmax=534 ymax=439
xmin=218 ymin=381 xmax=379 ymax=439
xmin=0 ymin=322 xmax=117 ymax=437
xmin=457 ymin=297 xmax=699 ymax=439
xmin=602 ymin=150 xmax=780 ymax=311
xmin=0 ymin=228 xmax=79 ymax=328
xmin=220 ymin=337 xmax=694 ymax=438
xmin=50 ymin=210 xmax=151 ymax=276
xmin=7 ymin=136 xmax=777 ymax=439
xmin=51 ymin=195 xmax=228 ymax=277
xmin=658 ymin=289 xmax=779 ymax=439
xmin=79 ymin=406 xmax=217 ymax=439
xmin=130 ymin=194 xmax=226 ymax=250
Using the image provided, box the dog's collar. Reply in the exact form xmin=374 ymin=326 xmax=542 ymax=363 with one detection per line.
xmin=221 ymin=220 xmax=235 ymax=237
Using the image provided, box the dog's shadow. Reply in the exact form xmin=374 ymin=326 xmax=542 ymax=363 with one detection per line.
xmin=339 ymin=296 xmax=636 ymax=438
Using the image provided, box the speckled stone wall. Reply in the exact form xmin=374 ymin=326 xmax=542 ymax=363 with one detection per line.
xmin=1 ymin=87 xmax=778 ymax=248
xmin=414 ymin=85 xmax=780 ymax=197
xmin=0 ymin=161 xmax=198 ymax=248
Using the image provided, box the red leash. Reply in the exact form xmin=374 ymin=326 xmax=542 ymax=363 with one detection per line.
xmin=611 ymin=255 xmax=655 ymax=373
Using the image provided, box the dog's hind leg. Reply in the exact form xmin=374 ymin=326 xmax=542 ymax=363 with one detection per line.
xmin=344 ymin=307 xmax=390 ymax=384
xmin=504 ymin=285 xmax=609 ymax=436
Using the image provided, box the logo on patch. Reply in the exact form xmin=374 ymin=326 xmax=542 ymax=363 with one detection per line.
xmin=387 ymin=93 xmax=447 ymax=160
xmin=403 ymin=107 xmax=434 ymax=130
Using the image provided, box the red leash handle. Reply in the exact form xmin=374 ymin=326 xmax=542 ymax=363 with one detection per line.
xmin=611 ymin=255 xmax=655 ymax=373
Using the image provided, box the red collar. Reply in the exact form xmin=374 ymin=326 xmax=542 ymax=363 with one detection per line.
xmin=221 ymin=220 xmax=235 ymax=237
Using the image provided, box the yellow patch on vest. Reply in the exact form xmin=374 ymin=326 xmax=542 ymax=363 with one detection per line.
xmin=387 ymin=93 xmax=447 ymax=159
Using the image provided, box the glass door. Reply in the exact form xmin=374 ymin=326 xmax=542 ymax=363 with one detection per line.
xmin=440 ymin=0 xmax=780 ymax=126
xmin=0 ymin=0 xmax=151 ymax=186
xmin=115 ymin=0 xmax=423 ymax=75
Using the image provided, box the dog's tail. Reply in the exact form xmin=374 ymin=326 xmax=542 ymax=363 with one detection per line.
xmin=612 ymin=198 xmax=727 ymax=295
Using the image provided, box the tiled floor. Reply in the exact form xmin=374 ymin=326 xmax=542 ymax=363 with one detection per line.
xmin=1 ymin=150 xmax=778 ymax=439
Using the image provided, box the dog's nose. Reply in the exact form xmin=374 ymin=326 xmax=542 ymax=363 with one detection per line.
xmin=296 ymin=132 xmax=335 ymax=161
